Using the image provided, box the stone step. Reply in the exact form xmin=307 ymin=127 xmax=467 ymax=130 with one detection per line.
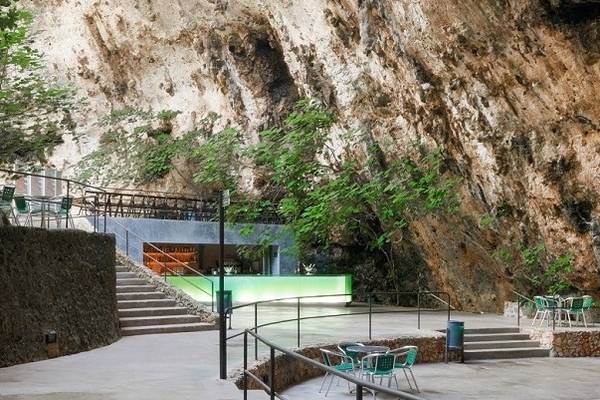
xmin=118 ymin=299 xmax=177 ymax=309
xmin=116 ymin=278 xmax=147 ymax=286
xmin=118 ymin=306 xmax=189 ymax=318
xmin=116 ymin=272 xmax=137 ymax=279
xmin=464 ymin=340 xmax=541 ymax=350
xmin=119 ymin=315 xmax=203 ymax=327
xmin=117 ymin=292 xmax=165 ymax=301
xmin=115 ymin=265 xmax=129 ymax=273
xmin=120 ymin=322 xmax=214 ymax=336
xmin=464 ymin=333 xmax=531 ymax=342
xmin=116 ymin=285 xmax=155 ymax=293
xmin=464 ymin=347 xmax=550 ymax=361
xmin=439 ymin=327 xmax=521 ymax=334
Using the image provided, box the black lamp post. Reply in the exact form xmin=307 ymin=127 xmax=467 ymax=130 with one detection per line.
xmin=219 ymin=189 xmax=228 ymax=379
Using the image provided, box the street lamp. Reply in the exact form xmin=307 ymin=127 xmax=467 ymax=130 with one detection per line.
xmin=219 ymin=189 xmax=230 ymax=379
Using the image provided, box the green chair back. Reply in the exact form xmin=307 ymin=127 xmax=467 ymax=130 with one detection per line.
xmin=60 ymin=197 xmax=73 ymax=212
xmin=320 ymin=349 xmax=333 ymax=367
xmin=545 ymin=297 xmax=558 ymax=309
xmin=13 ymin=196 xmax=28 ymax=213
xmin=582 ymin=296 xmax=593 ymax=310
xmin=404 ymin=346 xmax=418 ymax=367
xmin=569 ymin=297 xmax=584 ymax=311
xmin=339 ymin=342 xmax=363 ymax=361
xmin=1 ymin=186 xmax=15 ymax=202
xmin=534 ymin=296 xmax=546 ymax=310
xmin=373 ymin=354 xmax=395 ymax=374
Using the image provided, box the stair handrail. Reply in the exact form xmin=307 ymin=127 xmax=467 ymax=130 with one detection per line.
xmin=108 ymin=218 xmax=215 ymax=312
xmin=512 ymin=290 xmax=535 ymax=328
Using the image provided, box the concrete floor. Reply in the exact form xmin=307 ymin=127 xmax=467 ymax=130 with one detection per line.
xmin=1 ymin=305 xmax=599 ymax=400
xmin=283 ymin=358 xmax=600 ymax=400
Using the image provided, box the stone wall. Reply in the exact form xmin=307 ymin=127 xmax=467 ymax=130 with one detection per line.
xmin=232 ymin=333 xmax=447 ymax=392
xmin=0 ymin=227 xmax=119 ymax=367
xmin=528 ymin=329 xmax=600 ymax=357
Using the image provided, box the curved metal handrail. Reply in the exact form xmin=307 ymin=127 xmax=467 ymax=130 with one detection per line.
xmin=243 ymin=329 xmax=426 ymax=400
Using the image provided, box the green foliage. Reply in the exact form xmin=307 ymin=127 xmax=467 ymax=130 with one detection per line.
xmin=0 ymin=0 xmax=79 ymax=166
xmin=75 ymin=108 xmax=189 ymax=185
xmin=497 ymin=241 xmax=575 ymax=295
xmin=546 ymin=253 xmax=573 ymax=294
xmin=140 ymin=132 xmax=178 ymax=182
xmin=246 ymin=99 xmax=460 ymax=263
xmin=186 ymin=126 xmax=243 ymax=191
xmin=479 ymin=212 xmax=496 ymax=228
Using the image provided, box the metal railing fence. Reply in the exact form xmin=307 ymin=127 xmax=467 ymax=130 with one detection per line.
xmin=226 ymin=290 xmax=452 ymax=362
xmin=242 ymin=329 xmax=426 ymax=400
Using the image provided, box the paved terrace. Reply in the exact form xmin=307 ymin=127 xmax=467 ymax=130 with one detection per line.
xmin=1 ymin=305 xmax=599 ymax=400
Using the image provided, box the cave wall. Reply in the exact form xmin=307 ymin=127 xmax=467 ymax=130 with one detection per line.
xmin=27 ymin=0 xmax=600 ymax=310
xmin=0 ymin=227 xmax=119 ymax=367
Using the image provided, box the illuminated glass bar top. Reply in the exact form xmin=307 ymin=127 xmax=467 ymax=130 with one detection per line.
xmin=166 ymin=274 xmax=352 ymax=304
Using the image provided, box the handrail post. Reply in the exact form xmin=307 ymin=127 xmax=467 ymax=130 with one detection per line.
xmin=517 ymin=299 xmax=521 ymax=327
xmin=125 ymin=230 xmax=129 ymax=256
xmin=417 ymin=290 xmax=421 ymax=330
xmin=447 ymin=293 xmax=451 ymax=321
xmin=65 ymin=181 xmax=70 ymax=228
xmin=297 ymin=297 xmax=301 ymax=348
xmin=243 ymin=330 xmax=248 ymax=400
xmin=356 ymin=384 xmax=363 ymax=400
xmin=368 ymin=294 xmax=372 ymax=340
xmin=269 ymin=347 xmax=275 ymax=400
xmin=552 ymin=302 xmax=556 ymax=331
xmin=254 ymin=303 xmax=258 ymax=360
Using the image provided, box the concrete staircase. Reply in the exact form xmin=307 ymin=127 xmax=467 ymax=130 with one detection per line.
xmin=116 ymin=265 xmax=212 ymax=336
xmin=463 ymin=327 xmax=550 ymax=361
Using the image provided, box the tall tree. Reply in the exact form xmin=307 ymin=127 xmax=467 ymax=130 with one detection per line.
xmin=0 ymin=0 xmax=78 ymax=167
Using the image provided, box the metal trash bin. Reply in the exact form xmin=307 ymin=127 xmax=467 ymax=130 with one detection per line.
xmin=217 ymin=290 xmax=233 ymax=329
xmin=446 ymin=320 xmax=464 ymax=363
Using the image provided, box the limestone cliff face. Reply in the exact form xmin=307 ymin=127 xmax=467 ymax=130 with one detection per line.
xmin=29 ymin=0 xmax=600 ymax=310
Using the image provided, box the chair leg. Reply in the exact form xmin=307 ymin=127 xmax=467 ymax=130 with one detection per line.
xmin=393 ymin=374 xmax=399 ymax=390
xmin=318 ymin=372 xmax=329 ymax=393
xmin=531 ymin=310 xmax=541 ymax=326
xmin=409 ymin=369 xmax=420 ymax=393
xmin=583 ymin=311 xmax=588 ymax=328
xmin=325 ymin=374 xmax=335 ymax=396
xmin=567 ymin=312 xmax=572 ymax=327
xmin=403 ymin=369 xmax=413 ymax=390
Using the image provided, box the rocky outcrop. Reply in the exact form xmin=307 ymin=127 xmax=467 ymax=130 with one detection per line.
xmin=30 ymin=0 xmax=600 ymax=310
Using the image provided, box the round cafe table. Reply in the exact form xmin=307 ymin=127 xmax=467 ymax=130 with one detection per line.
xmin=347 ymin=345 xmax=390 ymax=356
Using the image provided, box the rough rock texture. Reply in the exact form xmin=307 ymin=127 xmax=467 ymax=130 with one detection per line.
xmin=528 ymin=328 xmax=600 ymax=357
xmin=232 ymin=332 xmax=447 ymax=391
xmin=28 ymin=0 xmax=600 ymax=310
xmin=116 ymin=253 xmax=216 ymax=322
xmin=0 ymin=227 xmax=119 ymax=367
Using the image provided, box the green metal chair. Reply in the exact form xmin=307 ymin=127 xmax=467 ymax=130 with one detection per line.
xmin=531 ymin=296 xmax=548 ymax=326
xmin=361 ymin=353 xmax=397 ymax=399
xmin=564 ymin=297 xmax=587 ymax=327
xmin=389 ymin=346 xmax=420 ymax=392
xmin=583 ymin=296 xmax=594 ymax=327
xmin=319 ymin=348 xmax=356 ymax=396
xmin=338 ymin=342 xmax=364 ymax=364
xmin=53 ymin=196 xmax=73 ymax=228
xmin=0 ymin=186 xmax=16 ymax=223
xmin=13 ymin=196 xmax=36 ymax=226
